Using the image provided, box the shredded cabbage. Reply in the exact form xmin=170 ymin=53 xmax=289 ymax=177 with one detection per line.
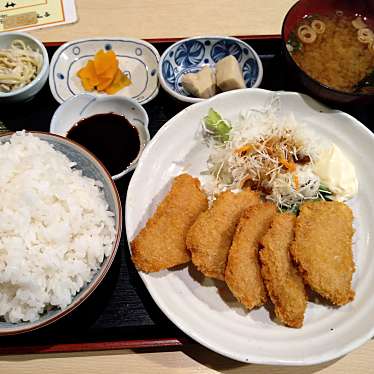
xmin=201 ymin=94 xmax=329 ymax=211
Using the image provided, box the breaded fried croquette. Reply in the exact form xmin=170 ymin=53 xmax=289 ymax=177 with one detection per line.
xmin=290 ymin=201 xmax=355 ymax=305
xmin=225 ymin=203 xmax=276 ymax=310
xmin=131 ymin=174 xmax=208 ymax=272
xmin=186 ymin=190 xmax=260 ymax=280
xmin=260 ymin=213 xmax=307 ymax=328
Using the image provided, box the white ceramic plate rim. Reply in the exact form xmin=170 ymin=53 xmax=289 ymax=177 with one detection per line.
xmin=158 ymin=35 xmax=263 ymax=103
xmin=49 ymin=37 xmax=160 ymax=105
xmin=125 ymin=88 xmax=374 ymax=365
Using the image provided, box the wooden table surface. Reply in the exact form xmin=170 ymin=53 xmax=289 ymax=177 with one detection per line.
xmin=2 ymin=1 xmax=373 ymax=373
xmin=2 ymin=341 xmax=374 ymax=373
xmin=30 ymin=0 xmax=297 ymax=42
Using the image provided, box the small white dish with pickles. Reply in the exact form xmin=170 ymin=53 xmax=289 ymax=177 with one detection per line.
xmin=49 ymin=37 xmax=160 ymax=105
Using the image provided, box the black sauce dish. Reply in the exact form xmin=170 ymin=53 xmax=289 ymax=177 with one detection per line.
xmin=50 ymin=94 xmax=150 ymax=180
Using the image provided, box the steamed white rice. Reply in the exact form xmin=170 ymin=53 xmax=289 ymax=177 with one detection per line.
xmin=0 ymin=132 xmax=116 ymax=323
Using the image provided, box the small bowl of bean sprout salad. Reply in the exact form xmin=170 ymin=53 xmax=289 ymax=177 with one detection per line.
xmin=0 ymin=32 xmax=49 ymax=103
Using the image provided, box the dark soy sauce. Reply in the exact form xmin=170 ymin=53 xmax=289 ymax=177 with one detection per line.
xmin=67 ymin=113 xmax=140 ymax=176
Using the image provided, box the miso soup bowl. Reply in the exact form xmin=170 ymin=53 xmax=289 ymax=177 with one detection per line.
xmin=281 ymin=0 xmax=374 ymax=105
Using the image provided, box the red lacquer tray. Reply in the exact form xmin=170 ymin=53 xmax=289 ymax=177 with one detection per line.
xmin=0 ymin=36 xmax=371 ymax=356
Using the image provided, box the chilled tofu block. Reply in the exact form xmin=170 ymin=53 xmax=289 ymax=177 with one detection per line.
xmin=216 ymin=55 xmax=246 ymax=91
xmin=181 ymin=66 xmax=216 ymax=98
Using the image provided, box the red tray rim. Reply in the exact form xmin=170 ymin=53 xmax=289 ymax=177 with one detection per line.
xmin=43 ymin=34 xmax=281 ymax=47
xmin=0 ymin=337 xmax=191 ymax=356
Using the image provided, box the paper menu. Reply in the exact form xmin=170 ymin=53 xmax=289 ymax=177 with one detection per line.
xmin=0 ymin=0 xmax=77 ymax=32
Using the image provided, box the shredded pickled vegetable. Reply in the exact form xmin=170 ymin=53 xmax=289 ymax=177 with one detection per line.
xmin=0 ymin=39 xmax=43 ymax=93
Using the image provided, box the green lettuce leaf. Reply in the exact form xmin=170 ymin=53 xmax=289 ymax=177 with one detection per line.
xmin=203 ymin=108 xmax=231 ymax=142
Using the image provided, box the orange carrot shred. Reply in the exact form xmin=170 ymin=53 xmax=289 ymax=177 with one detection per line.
xmin=280 ymin=158 xmax=296 ymax=172
xmin=293 ymin=175 xmax=299 ymax=191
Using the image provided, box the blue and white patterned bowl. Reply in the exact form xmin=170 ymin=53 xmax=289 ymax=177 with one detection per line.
xmin=159 ymin=36 xmax=263 ymax=103
xmin=49 ymin=37 xmax=160 ymax=105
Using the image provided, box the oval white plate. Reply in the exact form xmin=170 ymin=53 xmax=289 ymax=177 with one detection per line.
xmin=49 ymin=37 xmax=160 ymax=104
xmin=125 ymin=88 xmax=374 ymax=365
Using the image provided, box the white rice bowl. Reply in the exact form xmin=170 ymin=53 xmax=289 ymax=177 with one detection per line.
xmin=0 ymin=132 xmax=116 ymax=323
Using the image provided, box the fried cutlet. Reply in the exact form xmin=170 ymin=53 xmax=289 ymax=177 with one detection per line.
xmin=260 ymin=213 xmax=307 ymax=328
xmin=186 ymin=189 xmax=260 ymax=280
xmin=290 ymin=201 xmax=355 ymax=305
xmin=131 ymin=174 xmax=208 ymax=272
xmin=225 ymin=203 xmax=277 ymax=310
